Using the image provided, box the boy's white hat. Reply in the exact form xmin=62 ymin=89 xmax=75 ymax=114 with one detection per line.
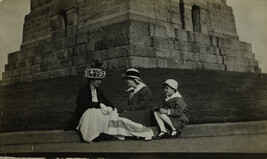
xmin=162 ymin=79 xmax=178 ymax=90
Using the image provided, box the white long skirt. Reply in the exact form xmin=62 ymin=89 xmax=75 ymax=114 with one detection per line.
xmin=76 ymin=108 xmax=111 ymax=142
xmin=107 ymin=114 xmax=154 ymax=140
xmin=77 ymin=108 xmax=154 ymax=142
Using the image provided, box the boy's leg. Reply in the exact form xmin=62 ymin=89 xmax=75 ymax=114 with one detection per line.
xmin=159 ymin=114 xmax=176 ymax=131
xmin=154 ymin=111 xmax=167 ymax=132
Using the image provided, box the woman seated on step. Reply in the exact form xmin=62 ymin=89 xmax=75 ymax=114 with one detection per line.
xmin=75 ymin=64 xmax=154 ymax=143
xmin=153 ymin=79 xmax=189 ymax=139
xmin=65 ymin=62 xmax=115 ymax=132
xmin=118 ymin=68 xmax=155 ymax=127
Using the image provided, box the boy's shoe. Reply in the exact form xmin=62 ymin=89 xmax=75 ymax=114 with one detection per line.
xmin=155 ymin=131 xmax=169 ymax=140
xmin=169 ymin=130 xmax=181 ymax=138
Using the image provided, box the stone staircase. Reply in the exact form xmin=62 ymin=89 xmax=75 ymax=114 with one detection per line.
xmin=0 ymin=69 xmax=267 ymax=133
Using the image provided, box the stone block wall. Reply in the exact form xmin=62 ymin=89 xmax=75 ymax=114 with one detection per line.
xmin=23 ymin=5 xmax=51 ymax=45
xmin=1 ymin=0 xmax=261 ymax=85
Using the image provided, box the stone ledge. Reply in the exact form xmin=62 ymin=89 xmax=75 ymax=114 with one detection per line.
xmin=1 ymin=120 xmax=267 ymax=146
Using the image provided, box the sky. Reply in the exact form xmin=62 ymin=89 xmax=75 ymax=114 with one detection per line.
xmin=0 ymin=0 xmax=266 ymax=80
xmin=227 ymin=0 xmax=267 ymax=73
xmin=0 ymin=0 xmax=30 ymax=80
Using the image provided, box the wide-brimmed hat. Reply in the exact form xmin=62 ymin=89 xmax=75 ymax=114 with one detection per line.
xmin=162 ymin=79 xmax=178 ymax=90
xmin=123 ymin=68 xmax=142 ymax=81
xmin=83 ymin=67 xmax=106 ymax=79
xmin=83 ymin=61 xmax=106 ymax=79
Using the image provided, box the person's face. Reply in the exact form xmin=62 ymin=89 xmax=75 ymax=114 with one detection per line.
xmin=164 ymin=85 xmax=176 ymax=97
xmin=125 ymin=79 xmax=136 ymax=88
xmin=91 ymin=79 xmax=102 ymax=88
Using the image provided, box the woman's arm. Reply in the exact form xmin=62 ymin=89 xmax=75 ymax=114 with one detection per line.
xmin=128 ymin=87 xmax=152 ymax=111
xmin=98 ymin=88 xmax=115 ymax=109
xmin=76 ymin=88 xmax=100 ymax=117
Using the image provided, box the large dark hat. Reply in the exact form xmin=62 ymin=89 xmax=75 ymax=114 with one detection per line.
xmin=83 ymin=61 xmax=106 ymax=79
xmin=123 ymin=68 xmax=141 ymax=80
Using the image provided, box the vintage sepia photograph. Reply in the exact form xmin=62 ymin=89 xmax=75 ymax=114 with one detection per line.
xmin=0 ymin=0 xmax=267 ymax=158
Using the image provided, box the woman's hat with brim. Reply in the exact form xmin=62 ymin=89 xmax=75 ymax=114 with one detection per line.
xmin=83 ymin=67 xmax=106 ymax=79
xmin=123 ymin=68 xmax=142 ymax=81
xmin=162 ymin=79 xmax=178 ymax=90
xmin=83 ymin=61 xmax=106 ymax=79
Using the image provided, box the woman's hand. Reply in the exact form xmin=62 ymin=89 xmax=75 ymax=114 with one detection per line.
xmin=107 ymin=107 xmax=113 ymax=113
xmin=100 ymin=103 xmax=109 ymax=115
xmin=159 ymin=108 xmax=168 ymax=114
xmin=100 ymin=103 xmax=108 ymax=109
xmin=100 ymin=108 xmax=108 ymax=114
xmin=100 ymin=103 xmax=113 ymax=115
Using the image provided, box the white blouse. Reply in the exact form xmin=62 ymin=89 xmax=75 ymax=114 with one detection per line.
xmin=90 ymin=84 xmax=98 ymax=102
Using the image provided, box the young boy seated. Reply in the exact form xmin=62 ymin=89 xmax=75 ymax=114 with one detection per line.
xmin=154 ymin=79 xmax=189 ymax=139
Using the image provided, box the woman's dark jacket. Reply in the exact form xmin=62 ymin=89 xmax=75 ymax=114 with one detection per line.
xmin=119 ymin=86 xmax=154 ymax=126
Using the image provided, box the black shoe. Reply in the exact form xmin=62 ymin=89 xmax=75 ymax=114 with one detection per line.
xmin=169 ymin=130 xmax=181 ymax=138
xmin=155 ymin=131 xmax=168 ymax=140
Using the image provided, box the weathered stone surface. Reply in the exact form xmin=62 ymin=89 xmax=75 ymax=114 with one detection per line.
xmin=32 ymin=56 xmax=42 ymax=64
xmin=211 ymin=36 xmax=218 ymax=47
xmin=1 ymin=0 xmax=261 ymax=85
xmin=59 ymin=58 xmax=73 ymax=68
xmin=16 ymin=52 xmax=26 ymax=61
xmin=154 ymin=24 xmax=166 ymax=38
xmin=44 ymin=43 xmax=53 ymax=53
xmin=86 ymin=43 xmax=94 ymax=52
xmin=94 ymin=35 xmax=129 ymax=51
xmin=129 ymin=56 xmax=157 ymax=68
xmin=155 ymin=49 xmax=171 ymax=59
xmin=178 ymin=41 xmax=188 ymax=51
xmin=178 ymin=30 xmax=188 ymax=42
xmin=188 ymin=43 xmax=200 ymax=53
xmin=129 ymin=34 xmax=151 ymax=46
xmin=130 ymin=20 xmax=149 ymax=36
xmin=25 ymin=48 xmax=35 ymax=58
xmin=99 ymin=49 xmax=115 ymax=60
xmin=106 ymin=57 xmax=130 ymax=69
xmin=65 ymin=37 xmax=76 ymax=48
xmin=76 ymin=33 xmax=88 ymax=45
xmin=113 ymin=35 xmax=129 ymax=47
xmin=103 ymin=20 xmax=130 ymax=38
xmin=88 ymin=30 xmax=103 ymax=43
xmin=57 ymin=49 xmax=73 ymax=58
xmin=73 ymin=54 xmax=86 ymax=66
xmin=8 ymin=52 xmax=18 ymax=63
xmin=218 ymin=37 xmax=231 ymax=48
xmin=43 ymin=52 xmax=57 ymax=61
xmin=40 ymin=61 xmax=59 ymax=71
xmin=73 ymin=45 xmax=87 ymax=56
xmin=130 ymin=45 xmax=155 ymax=57
xmin=203 ymin=63 xmax=225 ymax=71
xmin=30 ymin=65 xmax=41 ymax=74
xmin=114 ymin=46 xmax=131 ymax=58
xmin=53 ymin=68 xmax=71 ymax=78
xmin=22 ymin=58 xmax=33 ymax=67
xmin=70 ymin=65 xmax=85 ymax=76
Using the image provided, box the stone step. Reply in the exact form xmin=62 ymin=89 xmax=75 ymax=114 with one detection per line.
xmin=1 ymin=120 xmax=267 ymax=146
